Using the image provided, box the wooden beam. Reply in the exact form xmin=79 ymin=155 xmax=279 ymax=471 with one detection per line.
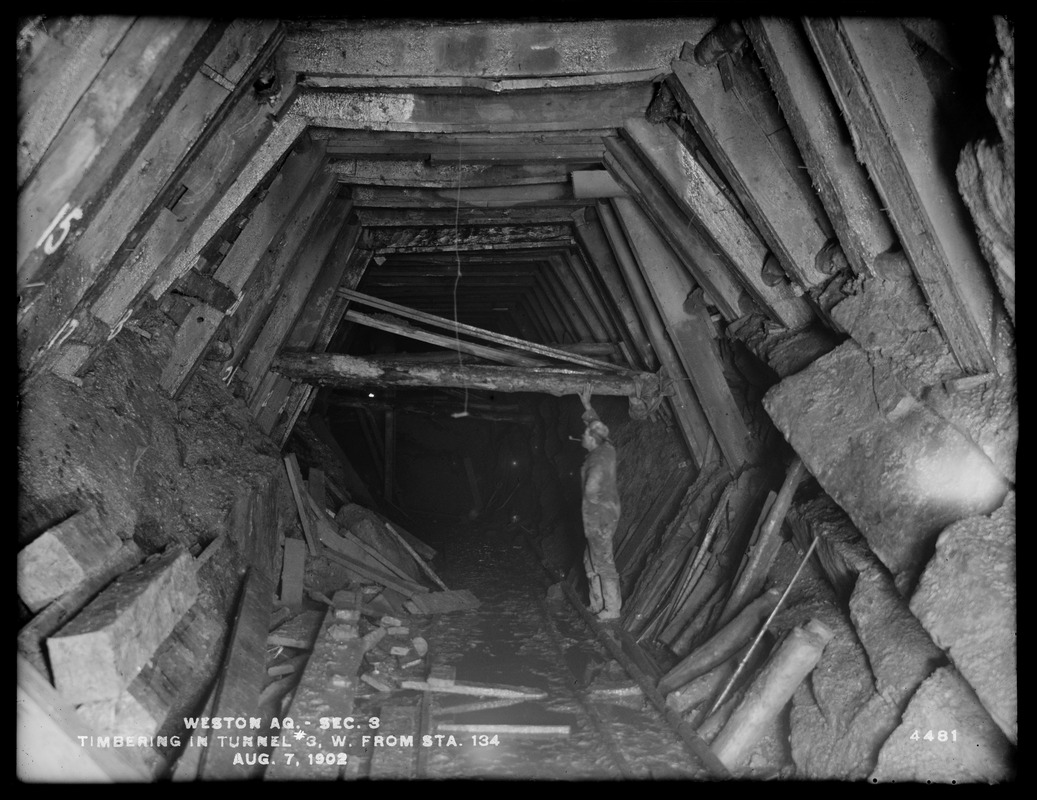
xmin=159 ymin=132 xmax=323 ymax=398
xmin=338 ymin=288 xmax=629 ymax=372
xmin=562 ymin=251 xmax=628 ymax=347
xmin=743 ymin=18 xmax=896 ymax=276
xmin=330 ymin=158 xmax=572 ymax=188
xmin=282 ymin=19 xmax=709 ymax=77
xmin=384 ymin=409 xmax=396 ymax=504
xmin=534 ymin=274 xmax=578 ymax=343
xmin=603 ymin=137 xmax=751 ymax=322
xmin=196 ymin=568 xmax=275 ymax=780
xmin=243 ymin=197 xmax=353 ymax=407
xmin=346 ymin=182 xmax=584 ymax=209
xmin=541 ymin=265 xmax=595 ymax=343
xmin=612 ymin=197 xmax=752 ymax=468
xmin=666 ymin=56 xmax=832 ymax=290
xmin=271 ymin=352 xmax=661 ymax=399
xmin=283 ymin=454 xmax=322 ymax=556
xmin=18 ymin=19 xmax=207 ymax=287
xmin=803 ymin=18 xmax=998 ymax=374
xmin=572 ymin=209 xmax=657 ymax=371
xmin=292 ymin=83 xmax=655 ymax=133
xmin=344 ymin=310 xmax=550 ymax=367
xmin=572 ymin=170 xmax=627 ymax=198
xmin=362 ymin=224 xmax=573 ymax=252
xmin=596 ymin=200 xmax=715 ymax=466
xmin=355 ymin=205 xmax=578 ymax=227
xmin=619 ymin=117 xmax=814 ymax=329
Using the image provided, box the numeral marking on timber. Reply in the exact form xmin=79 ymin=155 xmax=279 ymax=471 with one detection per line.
xmin=35 ymin=203 xmax=84 ymax=255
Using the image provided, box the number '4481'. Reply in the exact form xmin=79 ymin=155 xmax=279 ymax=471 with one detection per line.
xmin=910 ymin=730 xmax=957 ymax=742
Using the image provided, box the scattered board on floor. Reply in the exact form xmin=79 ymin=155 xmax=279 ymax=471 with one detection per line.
xmin=435 ymin=723 xmax=571 ymax=737
xmin=370 ymin=703 xmax=421 ymax=778
xmin=404 ymin=589 xmax=480 ymax=615
xmin=266 ymin=609 xmax=325 ymax=650
xmin=399 ymin=679 xmax=547 ymax=700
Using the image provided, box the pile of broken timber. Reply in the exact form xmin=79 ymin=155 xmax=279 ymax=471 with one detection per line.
xmin=281 ymin=453 xmax=480 ymax=616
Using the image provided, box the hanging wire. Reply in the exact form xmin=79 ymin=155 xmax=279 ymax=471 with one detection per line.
xmin=451 ymin=139 xmax=470 ymax=419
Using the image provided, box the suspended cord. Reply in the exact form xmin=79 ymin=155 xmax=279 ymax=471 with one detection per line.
xmin=451 ymin=139 xmax=470 ymax=418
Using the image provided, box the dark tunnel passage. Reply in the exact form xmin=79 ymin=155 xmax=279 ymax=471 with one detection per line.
xmin=17 ymin=15 xmax=1015 ymax=783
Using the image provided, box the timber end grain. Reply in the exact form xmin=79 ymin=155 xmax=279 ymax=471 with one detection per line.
xmin=46 ymin=548 xmax=198 ymax=703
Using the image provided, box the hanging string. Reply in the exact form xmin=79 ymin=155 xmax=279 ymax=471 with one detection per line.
xmin=451 ymin=139 xmax=470 ymax=419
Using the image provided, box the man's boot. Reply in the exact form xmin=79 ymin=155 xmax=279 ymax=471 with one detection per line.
xmin=587 ymin=574 xmax=604 ymax=614
xmin=596 ymin=575 xmax=622 ymax=621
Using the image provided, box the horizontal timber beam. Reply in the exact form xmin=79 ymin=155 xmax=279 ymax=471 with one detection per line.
xmin=330 ymin=159 xmax=572 ymax=188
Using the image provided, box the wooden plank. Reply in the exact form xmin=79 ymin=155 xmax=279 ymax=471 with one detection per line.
xmin=666 ymin=57 xmax=832 ymax=290
xmin=242 ymin=196 xmax=353 ymax=406
xmin=281 ymin=19 xmax=709 ymax=77
xmin=344 ymin=310 xmax=551 ymax=367
xmin=572 ymin=170 xmax=627 ymax=198
xmin=224 ymin=169 xmax=339 ymax=378
xmin=308 ymin=469 xmax=327 ymax=511
xmin=330 ymin=158 xmax=571 ymax=187
xmin=375 ymin=515 xmax=437 ymax=562
xmin=355 ymin=205 xmax=578 ymax=227
xmin=562 ymin=251 xmax=630 ymax=351
xmin=293 ymin=82 xmax=656 ymax=133
xmin=346 ymin=182 xmax=583 ymax=209
xmin=267 ymin=609 xmax=325 ymax=650
xmin=45 ymin=547 xmax=198 ymax=703
xmin=306 ymin=70 xmax=664 ymax=93
xmin=612 ymin=197 xmax=751 ymax=468
xmin=595 ymin=201 xmax=713 ymax=465
xmin=436 ymin=723 xmax=571 ymax=737
xmin=338 ymin=288 xmax=626 ymax=372
xmin=158 ymin=132 xmax=324 ymax=397
xmin=17 ymin=505 xmax=122 ymax=612
xmin=803 ymin=18 xmax=997 ymax=373
xmin=283 ymin=454 xmax=321 ymax=556
xmin=399 ymin=679 xmax=546 ymax=700
xmin=405 ymin=589 xmax=481 ymax=615
xmin=279 ymin=538 xmax=307 ymax=609
xmin=384 ymin=522 xmax=449 ymax=591
xmin=196 ymin=568 xmax=275 ymax=780
xmin=620 ymin=117 xmax=815 ymax=328
xmin=548 ymin=254 xmax=608 ymax=342
xmin=743 ymin=18 xmax=896 ymax=276
xmin=17 ymin=18 xmax=204 ymax=285
xmin=320 ymin=544 xmax=429 ymax=599
xmin=17 ymin=655 xmax=152 ymax=782
xmin=369 ymin=704 xmax=421 ymax=778
xmin=361 ymin=224 xmax=573 ymax=252
xmin=572 ymin=209 xmax=657 ymax=371
xmin=602 ymin=137 xmax=749 ymax=321
xmin=272 ymin=352 xmax=660 ymax=399
xmin=17 ymin=16 xmax=136 ymax=188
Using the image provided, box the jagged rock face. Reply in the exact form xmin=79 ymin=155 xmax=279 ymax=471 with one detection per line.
xmin=870 ymin=666 xmax=1015 ymax=783
xmin=910 ymin=492 xmax=1016 ymax=744
xmin=764 ymin=340 xmax=1009 ymax=591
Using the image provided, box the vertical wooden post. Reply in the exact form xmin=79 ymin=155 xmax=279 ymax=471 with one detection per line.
xmin=384 ymin=409 xmax=396 ymax=505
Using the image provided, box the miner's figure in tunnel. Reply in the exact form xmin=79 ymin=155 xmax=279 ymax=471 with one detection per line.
xmin=578 ymin=388 xmax=622 ymax=621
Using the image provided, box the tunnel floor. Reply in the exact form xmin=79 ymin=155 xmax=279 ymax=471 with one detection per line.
xmin=343 ymin=520 xmax=704 ymax=779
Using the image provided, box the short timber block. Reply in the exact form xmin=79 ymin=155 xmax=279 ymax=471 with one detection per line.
xmin=428 ymin=665 xmax=457 ymax=687
xmin=267 ymin=609 xmax=325 ymax=650
xmin=18 ymin=506 xmax=122 ymax=612
xmin=46 ymin=547 xmax=198 ymax=703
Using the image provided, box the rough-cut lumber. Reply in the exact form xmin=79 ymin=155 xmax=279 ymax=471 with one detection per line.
xmin=405 ymin=589 xmax=481 ymax=615
xmin=603 ymin=137 xmax=748 ymax=321
xmin=572 ymin=170 xmax=626 ymax=198
xmin=279 ymin=537 xmax=307 ymax=609
xmin=743 ymin=18 xmax=896 ymax=276
xmin=17 ymin=506 xmax=122 ymax=612
xmin=267 ymin=609 xmax=325 ymax=650
xmin=17 ymin=19 xmax=205 ymax=285
xmin=620 ymin=117 xmax=814 ymax=328
xmin=400 ymin=679 xmax=546 ymax=700
xmin=283 ymin=454 xmax=321 ymax=556
xmin=666 ymin=57 xmax=831 ymax=290
xmin=363 ymin=224 xmax=573 ymax=253
xmin=292 ymin=82 xmax=656 ymax=133
xmin=718 ymin=458 xmax=805 ymax=627
xmin=385 ymin=522 xmax=449 ymax=591
xmin=437 ymin=724 xmax=572 ymax=737
xmin=346 ymin=182 xmax=582 ymax=209
xmin=46 ymin=547 xmax=198 ymax=703
xmin=17 ymin=654 xmax=153 ymax=782
xmin=612 ymin=197 xmax=752 ymax=468
xmin=320 ymin=548 xmax=428 ymax=600
xmin=658 ymin=587 xmax=782 ymax=695
xmin=271 ymin=352 xmax=662 ymax=400
xmin=710 ymin=619 xmax=834 ymax=772
xmin=331 ymin=158 xmax=572 ymax=188
xmin=266 ymin=597 xmax=363 ymax=780
xmin=158 ymin=130 xmax=322 ymax=397
xmin=376 ymin=515 xmax=436 ymax=562
xmin=595 ymin=201 xmax=714 ymax=463
xmin=803 ymin=18 xmax=997 ymax=373
xmin=355 ymin=205 xmax=578 ymax=227
xmin=243 ymin=196 xmax=353 ymax=406
xmin=197 ymin=568 xmax=275 ymax=780
xmin=369 ymin=704 xmax=421 ymax=778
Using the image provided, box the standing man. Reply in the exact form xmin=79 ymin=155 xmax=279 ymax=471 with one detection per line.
xmin=578 ymin=388 xmax=622 ymax=621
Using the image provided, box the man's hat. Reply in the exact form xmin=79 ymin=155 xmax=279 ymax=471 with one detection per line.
xmin=587 ymin=419 xmax=610 ymax=441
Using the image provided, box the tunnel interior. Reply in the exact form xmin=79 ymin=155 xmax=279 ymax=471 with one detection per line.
xmin=17 ymin=15 xmax=1016 ymax=782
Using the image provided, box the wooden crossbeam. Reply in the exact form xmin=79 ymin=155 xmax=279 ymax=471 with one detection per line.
xmin=346 ymin=182 xmax=584 ymax=209
xmin=355 ymin=205 xmax=578 ymax=227
xmin=330 ymin=158 xmax=572 ymax=188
